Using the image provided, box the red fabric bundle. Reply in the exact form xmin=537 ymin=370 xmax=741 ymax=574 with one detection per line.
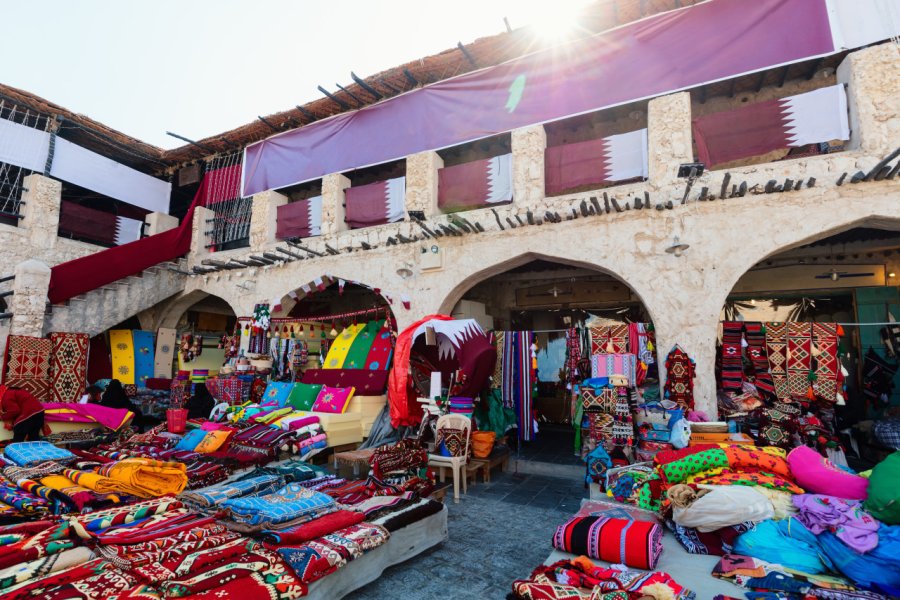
xmin=551 ymin=515 xmax=663 ymax=570
xmin=261 ymin=510 xmax=365 ymax=545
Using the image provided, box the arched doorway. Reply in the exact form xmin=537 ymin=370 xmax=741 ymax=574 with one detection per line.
xmin=716 ymin=225 xmax=900 ymax=465
xmin=448 ymin=257 xmax=659 ymax=472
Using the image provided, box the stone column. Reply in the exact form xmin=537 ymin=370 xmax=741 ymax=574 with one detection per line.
xmin=8 ymin=259 xmax=51 ymax=337
xmin=837 ymin=43 xmax=900 ymax=154
xmin=647 ymin=92 xmax=693 ymax=185
xmin=189 ymin=206 xmax=214 ymax=263
xmin=144 ymin=212 xmax=178 ymax=236
xmin=19 ymin=174 xmax=61 ymax=250
xmin=511 ymin=125 xmax=546 ymax=205
xmin=321 ymin=173 xmax=350 ymax=238
xmin=405 ymin=151 xmax=443 ymax=217
xmin=249 ymin=189 xmax=287 ymax=251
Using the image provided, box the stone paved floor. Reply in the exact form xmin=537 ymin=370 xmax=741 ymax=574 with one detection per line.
xmin=344 ymin=471 xmax=589 ymax=600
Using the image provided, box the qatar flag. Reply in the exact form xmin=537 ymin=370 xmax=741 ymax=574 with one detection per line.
xmin=58 ymin=201 xmax=144 ymax=246
xmin=344 ymin=176 xmax=405 ymax=228
xmin=438 ymin=153 xmax=512 ymax=211
xmin=544 ymin=129 xmax=648 ymax=196
xmin=693 ymin=83 xmax=850 ymax=168
xmin=276 ymin=195 xmax=322 ymax=240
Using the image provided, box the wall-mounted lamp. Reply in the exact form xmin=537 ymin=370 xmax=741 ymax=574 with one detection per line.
xmin=665 ymin=236 xmax=690 ymax=257
xmin=889 ymin=272 xmax=896 ymax=279
xmin=396 ymin=262 xmax=415 ymax=279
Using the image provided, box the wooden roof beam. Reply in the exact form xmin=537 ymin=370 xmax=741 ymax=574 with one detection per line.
xmin=317 ymin=86 xmax=350 ymax=110
xmin=350 ymin=72 xmax=383 ymax=101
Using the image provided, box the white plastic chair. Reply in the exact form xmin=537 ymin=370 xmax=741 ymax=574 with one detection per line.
xmin=427 ymin=414 xmax=471 ymax=503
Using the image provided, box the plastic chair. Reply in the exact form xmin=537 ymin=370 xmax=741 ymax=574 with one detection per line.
xmin=427 ymin=414 xmax=471 ymax=503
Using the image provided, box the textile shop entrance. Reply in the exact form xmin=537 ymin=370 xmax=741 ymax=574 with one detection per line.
xmin=450 ymin=259 xmax=657 ymax=475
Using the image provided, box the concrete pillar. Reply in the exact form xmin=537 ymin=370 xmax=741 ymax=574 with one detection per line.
xmin=19 ymin=174 xmax=61 ymax=250
xmin=144 ymin=212 xmax=178 ymax=236
xmin=647 ymin=92 xmax=693 ymax=184
xmin=837 ymin=43 xmax=900 ymax=154
xmin=511 ymin=125 xmax=546 ymax=204
xmin=8 ymin=259 xmax=50 ymax=338
xmin=321 ymin=173 xmax=350 ymax=237
xmin=249 ymin=189 xmax=288 ymax=251
xmin=653 ymin=318 xmax=719 ymax=419
xmin=405 ymin=151 xmax=443 ymax=217
xmin=189 ymin=206 xmax=215 ymax=260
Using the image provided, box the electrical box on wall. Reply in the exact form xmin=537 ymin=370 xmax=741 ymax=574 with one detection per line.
xmin=420 ymin=244 xmax=443 ymax=271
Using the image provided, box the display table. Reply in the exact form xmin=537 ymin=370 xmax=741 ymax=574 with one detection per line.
xmin=305 ymin=504 xmax=448 ymax=599
xmin=332 ymin=447 xmax=376 ymax=475
xmin=468 ymin=445 xmax=511 ymax=483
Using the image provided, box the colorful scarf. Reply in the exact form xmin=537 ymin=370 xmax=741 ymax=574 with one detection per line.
xmin=503 ymin=331 xmax=535 ymax=440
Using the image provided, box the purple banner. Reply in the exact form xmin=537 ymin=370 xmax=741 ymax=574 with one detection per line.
xmin=243 ymin=0 xmax=835 ymax=196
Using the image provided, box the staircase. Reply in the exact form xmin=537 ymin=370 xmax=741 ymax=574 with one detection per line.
xmin=43 ymin=259 xmax=189 ymax=337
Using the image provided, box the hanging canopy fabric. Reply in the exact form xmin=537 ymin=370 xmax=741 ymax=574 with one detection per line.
xmin=438 ymin=153 xmax=512 ymax=211
xmin=693 ymin=83 xmax=850 ymax=167
xmin=0 ymin=118 xmax=50 ymax=172
xmin=545 ymin=129 xmax=648 ymax=196
xmin=240 ymin=0 xmax=896 ymax=196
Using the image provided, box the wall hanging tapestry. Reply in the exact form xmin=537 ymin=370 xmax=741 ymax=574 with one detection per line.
xmin=131 ymin=330 xmax=155 ymax=388
xmin=743 ymin=322 xmax=775 ymax=399
xmin=812 ymin=322 xmax=840 ymax=403
xmin=362 ymin=322 xmax=393 ymax=371
xmin=154 ymin=328 xmax=177 ymax=379
xmin=502 ymin=331 xmax=535 ymax=441
xmin=109 ymin=330 xmax=136 ymax=385
xmin=323 ymin=324 xmax=365 ymax=369
xmin=786 ymin=322 xmax=813 ymax=399
xmin=342 ymin=320 xmax=383 ymax=369
xmin=589 ymin=324 xmax=629 ymax=355
xmin=664 ymin=345 xmax=695 ymax=410
xmin=590 ymin=353 xmax=637 ymax=386
xmin=765 ymin=322 xmax=790 ymax=400
xmin=720 ymin=321 xmax=745 ymax=392
xmin=48 ymin=332 xmax=89 ymax=404
xmin=2 ymin=335 xmax=53 ymax=401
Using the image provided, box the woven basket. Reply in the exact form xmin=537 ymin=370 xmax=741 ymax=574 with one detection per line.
xmin=689 ymin=421 xmax=729 ymax=433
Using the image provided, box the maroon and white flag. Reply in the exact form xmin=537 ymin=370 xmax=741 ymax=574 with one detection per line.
xmin=438 ymin=153 xmax=512 ymax=211
xmin=693 ymin=83 xmax=849 ymax=168
xmin=58 ymin=201 xmax=144 ymax=246
xmin=544 ymin=129 xmax=648 ymax=196
xmin=276 ymin=195 xmax=322 ymax=240
xmin=344 ymin=176 xmax=405 ymax=228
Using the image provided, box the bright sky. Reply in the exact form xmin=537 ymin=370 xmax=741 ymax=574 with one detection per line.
xmin=0 ymin=0 xmax=588 ymax=150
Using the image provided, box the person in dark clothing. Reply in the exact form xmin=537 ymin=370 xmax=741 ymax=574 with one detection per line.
xmin=101 ymin=379 xmax=145 ymax=431
xmin=186 ymin=383 xmax=215 ymax=419
xmin=0 ymin=386 xmax=45 ymax=442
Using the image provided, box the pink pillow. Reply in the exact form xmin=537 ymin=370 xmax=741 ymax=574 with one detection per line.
xmin=311 ymin=386 xmax=355 ymax=414
xmin=787 ymin=445 xmax=868 ymax=500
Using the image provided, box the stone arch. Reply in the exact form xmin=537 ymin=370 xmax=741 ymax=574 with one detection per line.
xmin=157 ymin=290 xmax=242 ymax=330
xmin=271 ymin=273 xmax=397 ymax=326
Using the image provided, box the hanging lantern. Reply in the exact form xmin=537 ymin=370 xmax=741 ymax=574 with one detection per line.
xmin=330 ymin=321 xmax=338 ymax=337
xmin=299 ymin=323 xmax=304 ymax=333
xmin=244 ymin=323 xmax=250 ymax=331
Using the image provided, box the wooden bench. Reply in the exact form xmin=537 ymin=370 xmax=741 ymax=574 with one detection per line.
xmin=468 ymin=445 xmax=511 ymax=483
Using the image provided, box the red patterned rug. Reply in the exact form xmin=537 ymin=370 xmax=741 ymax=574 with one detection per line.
xmin=3 ymin=335 xmax=52 ymax=401
xmin=812 ymin=322 xmax=839 ymax=402
xmin=49 ymin=332 xmax=90 ymax=403
xmin=765 ymin=322 xmax=789 ymax=400
xmin=590 ymin=325 xmax=629 ymax=355
xmin=664 ymin=345 xmax=695 ymax=410
xmin=787 ymin=322 xmax=812 ymax=399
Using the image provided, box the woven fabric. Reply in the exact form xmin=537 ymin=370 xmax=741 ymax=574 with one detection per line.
xmin=323 ymin=324 xmax=365 ymax=369
xmin=223 ymin=483 xmax=336 ymax=528
xmin=131 ymin=331 xmax=155 ymax=388
xmin=342 ymin=320 xmax=383 ymax=369
xmin=787 ymin=322 xmax=813 ymax=398
xmin=720 ymin=321 xmax=744 ymax=391
xmin=3 ymin=335 xmax=53 ymax=401
xmin=590 ymin=353 xmax=637 ymax=385
xmin=743 ymin=322 xmax=775 ymax=398
xmin=551 ymin=515 xmax=663 ymax=570
xmin=502 ymin=331 xmax=535 ymax=440
xmin=812 ymin=322 xmax=839 ymax=402
xmin=589 ymin=324 xmax=630 ymax=355
xmin=664 ymin=346 xmax=695 ymax=410
xmin=154 ymin=327 xmax=177 ymax=378
xmin=666 ymin=519 xmax=753 ymax=556
xmin=362 ymin=321 xmax=393 ymax=371
xmin=5 ymin=442 xmax=75 ymax=467
xmin=765 ymin=322 xmax=790 ymax=400
xmin=581 ymin=387 xmax=618 ymax=412
xmin=48 ymin=333 xmax=89 ymax=403
xmin=109 ymin=330 xmax=136 ymax=385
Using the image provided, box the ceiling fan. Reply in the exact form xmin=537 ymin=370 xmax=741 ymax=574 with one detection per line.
xmin=527 ymin=285 xmax=573 ymax=298
xmin=814 ymin=268 xmax=876 ymax=281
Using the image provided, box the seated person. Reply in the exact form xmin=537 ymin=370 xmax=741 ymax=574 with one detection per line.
xmin=79 ymin=385 xmax=102 ymax=404
xmin=186 ymin=383 xmax=215 ymax=420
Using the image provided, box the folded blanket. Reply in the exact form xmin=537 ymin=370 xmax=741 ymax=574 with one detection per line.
xmin=180 ymin=474 xmax=284 ymax=508
xmin=68 ymin=498 xmax=183 ymax=538
xmin=156 ymin=546 xmax=293 ymax=597
xmin=0 ymin=546 xmax=94 ymax=591
xmin=276 ymin=524 xmax=390 ymax=584
xmin=551 ymin=515 xmax=663 ymax=570
xmin=39 ymin=474 xmax=120 ymax=511
xmin=370 ymin=498 xmax=445 ymax=532
xmin=61 ymin=468 xmax=129 ymax=496
xmin=4 ymin=442 xmax=74 ymax=467
xmin=261 ymin=510 xmax=365 ymax=544
xmin=223 ymin=483 xmax=336 ymax=528
xmin=96 ymin=458 xmax=187 ymax=497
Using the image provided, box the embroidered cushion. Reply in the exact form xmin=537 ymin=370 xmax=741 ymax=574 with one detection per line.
xmin=311 ymin=386 xmax=355 ymax=414
xmin=262 ymin=381 xmax=293 ymax=408
xmin=288 ymin=383 xmax=323 ymax=412
xmin=194 ymin=429 xmax=233 ymax=453
xmin=174 ymin=428 xmax=207 ymax=451
xmin=435 ymin=427 xmax=469 ymax=458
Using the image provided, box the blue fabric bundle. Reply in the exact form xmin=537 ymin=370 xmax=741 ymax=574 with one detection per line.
xmin=223 ymin=482 xmax=336 ymax=527
xmin=4 ymin=441 xmax=75 ymax=467
xmin=818 ymin=523 xmax=900 ymax=596
xmin=734 ymin=518 xmax=833 ymax=574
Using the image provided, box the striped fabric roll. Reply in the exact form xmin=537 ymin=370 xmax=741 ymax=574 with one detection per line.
xmin=551 ymin=515 xmax=663 ymax=570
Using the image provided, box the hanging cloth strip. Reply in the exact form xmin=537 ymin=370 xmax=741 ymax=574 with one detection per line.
xmin=812 ymin=322 xmax=840 ymax=403
xmin=720 ymin=321 xmax=745 ymax=392
xmin=765 ymin=322 xmax=791 ymax=401
xmin=361 ymin=321 xmax=393 ymax=371
xmin=131 ymin=330 xmax=155 ymax=388
xmin=664 ymin=345 xmax=695 ymax=411
xmin=786 ymin=322 xmax=813 ymax=399
xmin=743 ymin=322 xmax=775 ymax=399
xmin=502 ymin=331 xmax=535 ymax=441
xmin=323 ymin=324 xmax=365 ymax=369
xmin=342 ymin=320 xmax=383 ymax=369
xmin=154 ymin=328 xmax=177 ymax=378
xmin=108 ymin=330 xmax=136 ymax=385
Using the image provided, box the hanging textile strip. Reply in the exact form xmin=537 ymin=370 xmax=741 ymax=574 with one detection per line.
xmin=131 ymin=330 xmax=155 ymax=388
xmin=108 ymin=330 xmax=136 ymax=385
xmin=812 ymin=322 xmax=839 ymax=402
xmin=361 ymin=321 xmax=393 ymax=371
xmin=322 ymin=324 xmax=365 ymax=369
xmin=491 ymin=331 xmax=504 ymax=389
xmin=154 ymin=328 xmax=177 ymax=378
xmin=607 ymin=325 xmax=629 ymax=354
xmin=664 ymin=346 xmax=695 ymax=411
xmin=564 ymin=328 xmax=582 ymax=385
xmin=628 ymin=322 xmax=655 ymax=365
xmin=2 ymin=335 xmax=53 ymax=401
xmin=342 ymin=320 xmax=384 ymax=369
xmin=589 ymin=325 xmax=609 ymax=355
xmin=743 ymin=322 xmax=775 ymax=399
xmin=590 ymin=353 xmax=637 ymax=386
xmin=502 ymin=331 xmax=535 ymax=441
xmin=48 ymin=332 xmax=89 ymax=403
xmin=787 ymin=322 xmax=813 ymax=399
xmin=720 ymin=321 xmax=745 ymax=392
xmin=765 ymin=322 xmax=790 ymax=400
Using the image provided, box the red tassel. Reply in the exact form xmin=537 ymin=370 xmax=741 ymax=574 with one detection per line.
xmin=836 ymin=324 xmax=845 ymax=336
xmin=806 ymin=386 xmax=816 ymax=401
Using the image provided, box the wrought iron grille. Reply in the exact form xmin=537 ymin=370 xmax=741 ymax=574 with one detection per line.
xmin=0 ymin=100 xmax=53 ymax=224
xmin=204 ymin=153 xmax=251 ymax=250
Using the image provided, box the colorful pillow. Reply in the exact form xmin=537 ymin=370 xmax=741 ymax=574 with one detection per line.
xmin=288 ymin=383 xmax=323 ymax=412
xmin=787 ymin=445 xmax=868 ymax=500
xmin=262 ymin=381 xmax=293 ymax=408
xmin=311 ymin=386 xmax=355 ymax=414
xmin=174 ymin=428 xmax=207 ymax=451
xmin=194 ymin=429 xmax=232 ymax=453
